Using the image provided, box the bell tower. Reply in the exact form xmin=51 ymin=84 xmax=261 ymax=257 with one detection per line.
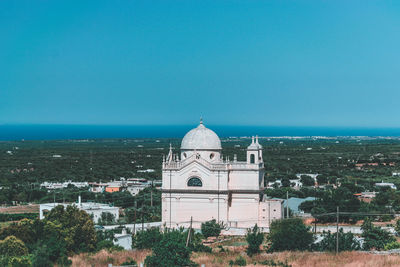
xmin=247 ymin=136 xmax=262 ymax=164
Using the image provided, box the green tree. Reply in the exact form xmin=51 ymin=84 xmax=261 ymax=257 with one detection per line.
xmin=98 ymin=212 xmax=116 ymax=226
xmin=316 ymin=175 xmax=327 ymax=185
xmin=395 ymin=219 xmax=400 ymax=236
xmin=313 ymin=229 xmax=360 ymax=252
xmin=0 ymin=236 xmax=31 ymax=267
xmin=201 ymin=219 xmax=222 ymax=238
xmin=133 ymin=227 xmax=162 ymax=249
xmin=144 ymin=230 xmax=196 ymax=267
xmin=267 ymin=218 xmax=314 ymax=252
xmin=361 ymin=218 xmax=395 ymax=251
xmin=246 ymin=224 xmax=264 ymax=256
xmin=300 ymin=175 xmax=314 ymax=187
xmin=0 ymin=235 xmax=28 ymax=257
xmin=45 ymin=205 xmax=97 ymax=253
xmin=281 ymin=178 xmax=291 ymax=188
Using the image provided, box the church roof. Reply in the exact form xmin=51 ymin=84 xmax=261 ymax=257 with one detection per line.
xmin=181 ymin=120 xmax=222 ymax=150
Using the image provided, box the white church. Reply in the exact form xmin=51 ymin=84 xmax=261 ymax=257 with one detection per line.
xmin=161 ymin=120 xmax=283 ymax=229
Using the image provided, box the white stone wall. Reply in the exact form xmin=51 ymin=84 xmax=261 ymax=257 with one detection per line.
xmin=228 ymin=193 xmax=261 ymax=228
xmin=162 ymin=163 xmax=228 ymax=191
xmin=258 ymin=199 xmax=283 ymax=227
xmin=162 ymin=192 xmax=228 ymax=228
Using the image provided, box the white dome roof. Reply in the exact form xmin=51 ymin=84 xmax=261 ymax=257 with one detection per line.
xmin=181 ymin=122 xmax=222 ymax=150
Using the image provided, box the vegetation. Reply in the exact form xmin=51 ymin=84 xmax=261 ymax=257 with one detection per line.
xmin=361 ymin=217 xmax=396 ymax=251
xmin=267 ymin=218 xmax=314 ymax=252
xmin=201 ymin=219 xmax=222 ymax=238
xmin=228 ymin=255 xmax=246 ymax=266
xmin=133 ymin=227 xmax=162 ymax=249
xmin=0 ymin=205 xmax=97 ymax=266
xmin=313 ymin=229 xmax=360 ymax=252
xmin=144 ymin=229 xmax=196 ymax=267
xmin=245 ymin=224 xmax=264 ymax=256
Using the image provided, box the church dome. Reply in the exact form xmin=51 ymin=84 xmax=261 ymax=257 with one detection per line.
xmin=181 ymin=121 xmax=222 ymax=150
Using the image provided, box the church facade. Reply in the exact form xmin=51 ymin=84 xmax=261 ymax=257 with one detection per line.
xmin=161 ymin=121 xmax=283 ymax=229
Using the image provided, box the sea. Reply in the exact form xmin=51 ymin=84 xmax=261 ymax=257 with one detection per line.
xmin=0 ymin=124 xmax=400 ymax=141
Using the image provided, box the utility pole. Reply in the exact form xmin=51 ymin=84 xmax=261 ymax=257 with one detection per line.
xmin=286 ymin=191 xmax=289 ymax=218
xmin=314 ymin=217 xmax=317 ymax=234
xmin=150 ymin=189 xmax=153 ymax=207
xmin=142 ymin=211 xmax=144 ymax=231
xmin=186 ymin=216 xmax=193 ymax=247
xmin=336 ymin=206 xmax=339 ymax=254
xmin=133 ymin=201 xmax=136 ymax=235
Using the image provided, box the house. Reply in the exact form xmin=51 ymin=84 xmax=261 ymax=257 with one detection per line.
xmin=39 ymin=196 xmax=119 ymax=223
xmin=113 ymin=229 xmax=132 ymax=250
xmin=375 ymin=182 xmax=397 ymax=190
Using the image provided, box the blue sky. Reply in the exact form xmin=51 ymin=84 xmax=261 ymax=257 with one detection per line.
xmin=1 ymin=1 xmax=399 ymax=127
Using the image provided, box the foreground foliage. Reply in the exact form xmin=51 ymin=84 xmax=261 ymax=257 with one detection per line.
xmin=361 ymin=218 xmax=396 ymax=251
xmin=201 ymin=219 xmax=222 ymax=238
xmin=313 ymin=228 xmax=361 ymax=252
xmin=245 ymin=224 xmax=264 ymax=256
xmin=0 ymin=205 xmax=97 ymax=266
xmin=267 ymin=218 xmax=314 ymax=252
xmin=144 ymin=229 xmax=197 ymax=267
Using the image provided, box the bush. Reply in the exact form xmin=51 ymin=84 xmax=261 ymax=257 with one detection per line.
xmin=144 ymin=230 xmax=196 ymax=267
xmin=229 ymin=255 xmax=246 ymax=266
xmin=0 ymin=236 xmax=28 ymax=257
xmin=259 ymin=259 xmax=291 ymax=267
xmin=361 ymin=218 xmax=396 ymax=251
xmin=121 ymin=258 xmax=138 ymax=266
xmin=246 ymin=224 xmax=264 ymax=256
xmin=201 ymin=219 xmax=222 ymax=238
xmin=98 ymin=212 xmax=116 ymax=226
xmin=267 ymin=218 xmax=314 ymax=252
xmin=133 ymin=227 xmax=162 ymax=249
xmin=313 ymin=228 xmax=360 ymax=252
xmin=384 ymin=241 xmax=400 ymax=250
xmin=395 ymin=219 xmax=400 ymax=236
xmin=0 ymin=256 xmax=31 ymax=267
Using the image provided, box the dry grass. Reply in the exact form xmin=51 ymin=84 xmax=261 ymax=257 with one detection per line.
xmin=0 ymin=204 xmax=39 ymax=214
xmin=193 ymin=251 xmax=400 ymax=267
xmin=70 ymin=250 xmax=400 ymax=267
xmin=69 ymin=249 xmax=151 ymax=267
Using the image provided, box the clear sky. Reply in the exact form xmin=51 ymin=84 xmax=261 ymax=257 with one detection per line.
xmin=1 ymin=1 xmax=399 ymax=127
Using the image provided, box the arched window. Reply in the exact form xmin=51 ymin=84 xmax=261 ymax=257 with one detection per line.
xmin=187 ymin=177 xmax=202 ymax=187
xmin=250 ymin=154 xmax=255 ymax=164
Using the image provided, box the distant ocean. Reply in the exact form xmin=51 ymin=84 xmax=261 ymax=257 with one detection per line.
xmin=0 ymin=125 xmax=400 ymax=141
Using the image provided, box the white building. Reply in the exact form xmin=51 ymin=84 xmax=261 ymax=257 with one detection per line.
xmin=375 ymin=182 xmax=397 ymax=190
xmin=40 ymin=180 xmax=89 ymax=190
xmin=161 ymin=120 xmax=283 ymax=229
xmin=39 ymin=196 xmax=119 ymax=223
xmin=113 ymin=229 xmax=132 ymax=250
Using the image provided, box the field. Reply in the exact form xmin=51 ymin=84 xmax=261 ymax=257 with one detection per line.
xmin=0 ymin=204 xmax=39 ymax=214
xmin=70 ymin=249 xmax=400 ymax=267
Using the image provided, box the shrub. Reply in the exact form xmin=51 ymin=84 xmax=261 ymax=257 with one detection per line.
xmin=121 ymin=258 xmax=138 ymax=266
xmin=395 ymin=219 xmax=400 ymax=236
xmin=361 ymin=218 xmax=396 ymax=251
xmin=313 ymin=228 xmax=361 ymax=252
xmin=144 ymin=229 xmax=196 ymax=267
xmin=267 ymin=218 xmax=314 ymax=252
xmin=133 ymin=227 xmax=162 ymax=249
xmin=384 ymin=241 xmax=400 ymax=250
xmin=201 ymin=219 xmax=222 ymax=238
xmin=0 ymin=256 xmax=32 ymax=267
xmin=229 ymin=255 xmax=246 ymax=266
xmin=246 ymin=224 xmax=264 ymax=256
xmin=259 ymin=259 xmax=292 ymax=267
xmin=0 ymin=236 xmax=28 ymax=257
xmin=98 ymin=212 xmax=116 ymax=226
